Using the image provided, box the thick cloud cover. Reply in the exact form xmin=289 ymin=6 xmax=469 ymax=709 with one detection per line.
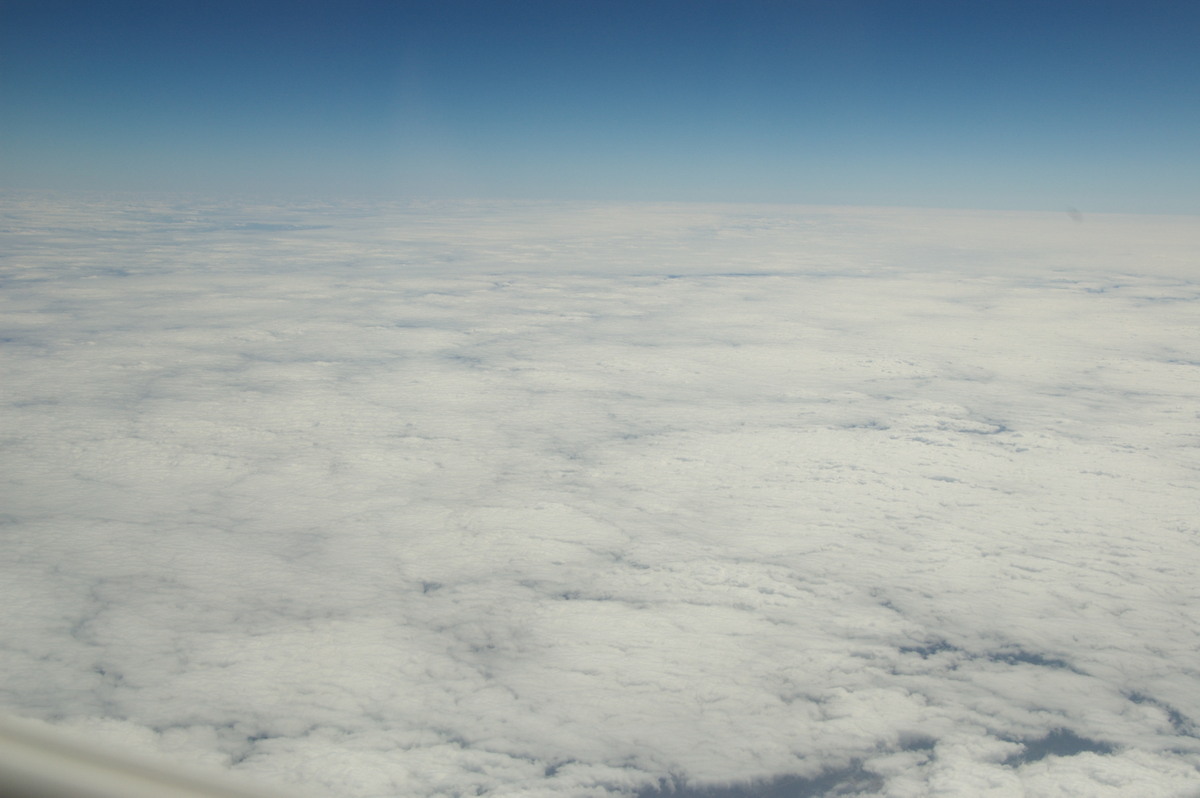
xmin=2 ymin=194 xmax=1199 ymax=797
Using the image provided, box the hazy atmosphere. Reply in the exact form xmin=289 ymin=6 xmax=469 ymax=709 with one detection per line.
xmin=2 ymin=2 xmax=1199 ymax=798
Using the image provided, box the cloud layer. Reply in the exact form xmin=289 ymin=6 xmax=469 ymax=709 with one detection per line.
xmin=2 ymin=195 xmax=1199 ymax=796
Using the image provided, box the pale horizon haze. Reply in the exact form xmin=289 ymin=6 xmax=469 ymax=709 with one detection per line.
xmin=2 ymin=0 xmax=1198 ymax=213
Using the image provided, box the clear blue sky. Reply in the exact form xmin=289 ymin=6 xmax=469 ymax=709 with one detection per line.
xmin=2 ymin=0 xmax=1197 ymax=212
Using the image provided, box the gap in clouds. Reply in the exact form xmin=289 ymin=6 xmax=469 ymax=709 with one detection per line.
xmin=1002 ymin=729 xmax=1115 ymax=767
xmin=637 ymin=763 xmax=883 ymax=798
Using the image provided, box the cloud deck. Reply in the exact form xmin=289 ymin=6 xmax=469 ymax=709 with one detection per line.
xmin=2 ymin=195 xmax=1198 ymax=796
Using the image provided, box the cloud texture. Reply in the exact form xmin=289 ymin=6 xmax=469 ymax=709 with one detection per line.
xmin=2 ymin=194 xmax=1199 ymax=796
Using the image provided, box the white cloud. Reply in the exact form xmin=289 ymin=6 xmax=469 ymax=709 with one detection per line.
xmin=2 ymin=193 xmax=1199 ymax=796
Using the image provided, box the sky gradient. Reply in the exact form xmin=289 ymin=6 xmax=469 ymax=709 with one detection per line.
xmin=2 ymin=0 xmax=1198 ymax=212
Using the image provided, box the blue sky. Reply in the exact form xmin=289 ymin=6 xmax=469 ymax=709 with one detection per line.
xmin=2 ymin=0 xmax=1197 ymax=212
